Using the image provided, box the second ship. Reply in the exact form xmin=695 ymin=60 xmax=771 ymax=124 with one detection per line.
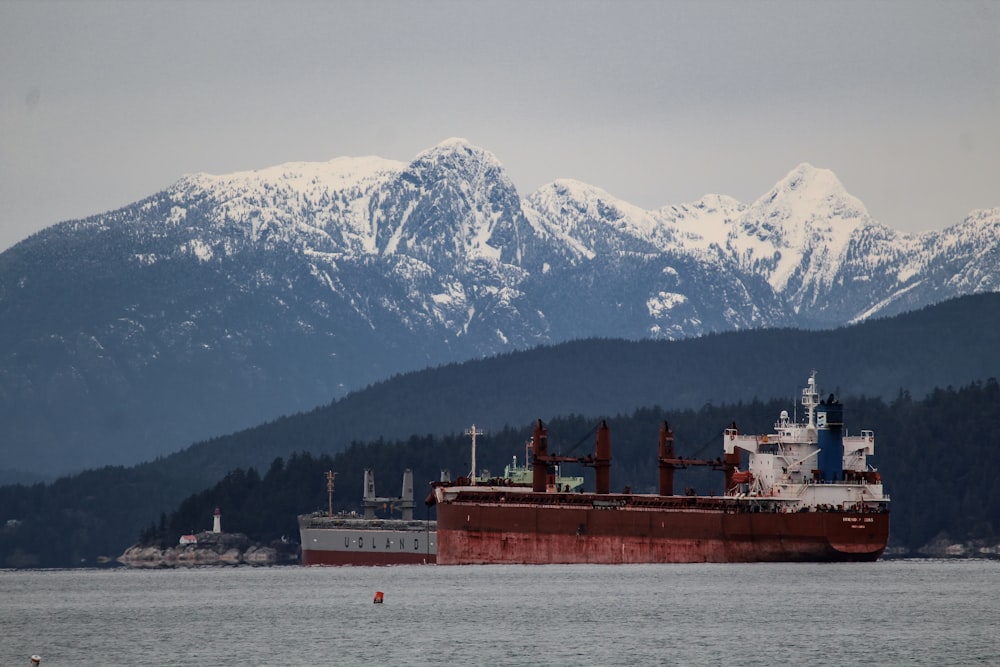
xmin=297 ymin=447 xmax=580 ymax=565
xmin=298 ymin=469 xmax=437 ymax=565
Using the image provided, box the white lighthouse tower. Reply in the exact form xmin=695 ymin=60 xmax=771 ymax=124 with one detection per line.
xmin=212 ymin=506 xmax=221 ymax=534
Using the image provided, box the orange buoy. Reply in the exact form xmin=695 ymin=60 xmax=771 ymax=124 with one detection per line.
xmin=373 ymin=591 xmax=384 ymax=604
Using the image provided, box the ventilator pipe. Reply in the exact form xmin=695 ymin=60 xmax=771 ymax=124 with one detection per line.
xmin=400 ymin=469 xmax=415 ymax=520
xmin=532 ymin=419 xmax=548 ymax=492
xmin=595 ymin=420 xmax=611 ymax=495
xmin=363 ymin=468 xmax=376 ymax=519
xmin=658 ymin=421 xmax=675 ymax=496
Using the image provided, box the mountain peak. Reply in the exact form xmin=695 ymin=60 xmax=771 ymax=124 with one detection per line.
xmin=416 ymin=137 xmax=490 ymax=161
xmin=730 ymin=164 xmax=876 ymax=300
xmin=779 ymin=162 xmax=839 ymax=189
xmin=766 ymin=163 xmax=870 ymax=222
xmin=432 ymin=136 xmax=473 ymax=150
xmin=373 ymin=139 xmax=527 ymax=264
xmin=740 ymin=163 xmax=872 ymax=244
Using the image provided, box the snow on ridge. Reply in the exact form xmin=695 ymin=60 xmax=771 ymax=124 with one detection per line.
xmin=654 ymin=194 xmax=746 ymax=253
xmin=178 ymin=155 xmax=406 ymax=197
xmin=134 ymin=144 xmax=999 ymax=320
xmin=180 ymin=238 xmax=214 ymax=262
xmin=934 ymin=206 xmax=1000 ymax=240
xmin=537 ymin=178 xmax=662 ymax=237
xmin=849 ymin=281 xmax=924 ymax=324
xmin=164 ymin=155 xmax=407 ymax=251
xmin=527 ymin=179 xmax=753 ymax=260
xmin=521 ymin=202 xmax=596 ymax=261
xmin=906 ymin=207 xmax=1000 ymax=273
xmin=469 ymin=209 xmax=503 ymax=262
xmin=647 ymin=291 xmax=688 ymax=318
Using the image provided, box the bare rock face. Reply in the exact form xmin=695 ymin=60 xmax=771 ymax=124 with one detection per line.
xmin=117 ymin=531 xmax=297 ymax=567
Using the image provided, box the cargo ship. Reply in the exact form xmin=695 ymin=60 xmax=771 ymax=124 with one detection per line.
xmin=429 ymin=372 xmax=890 ymax=564
xmin=298 ymin=469 xmax=437 ymax=565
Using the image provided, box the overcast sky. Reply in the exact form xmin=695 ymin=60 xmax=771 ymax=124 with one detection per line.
xmin=1 ymin=0 xmax=997 ymax=252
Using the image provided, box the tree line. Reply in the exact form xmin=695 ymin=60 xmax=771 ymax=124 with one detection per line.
xmin=3 ymin=378 xmax=998 ymax=567
xmin=128 ymin=375 xmax=1000 ymax=555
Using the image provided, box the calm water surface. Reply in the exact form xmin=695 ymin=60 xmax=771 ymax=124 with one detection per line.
xmin=1 ymin=560 xmax=997 ymax=666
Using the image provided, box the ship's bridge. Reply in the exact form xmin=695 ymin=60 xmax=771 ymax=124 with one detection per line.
xmin=721 ymin=374 xmax=887 ymax=511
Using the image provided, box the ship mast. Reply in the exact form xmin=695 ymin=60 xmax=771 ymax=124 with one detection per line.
xmin=325 ymin=470 xmax=337 ymax=517
xmin=465 ymin=424 xmax=483 ymax=485
xmin=802 ymin=370 xmax=820 ymax=428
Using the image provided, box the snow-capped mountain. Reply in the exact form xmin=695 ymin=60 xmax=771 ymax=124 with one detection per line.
xmin=1 ymin=138 xmax=998 ymax=475
xmin=724 ymin=164 xmax=875 ymax=315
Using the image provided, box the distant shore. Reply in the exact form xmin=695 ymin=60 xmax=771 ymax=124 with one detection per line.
xmin=118 ymin=531 xmax=299 ymax=568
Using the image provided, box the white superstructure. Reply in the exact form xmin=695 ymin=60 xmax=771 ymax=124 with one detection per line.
xmin=724 ymin=372 xmax=889 ymax=511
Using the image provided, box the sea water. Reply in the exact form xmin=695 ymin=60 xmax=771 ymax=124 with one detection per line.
xmin=1 ymin=560 xmax=997 ymax=666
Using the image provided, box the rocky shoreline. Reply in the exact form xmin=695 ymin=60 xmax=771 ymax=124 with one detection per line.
xmin=883 ymin=534 xmax=1000 ymax=559
xmin=117 ymin=532 xmax=299 ymax=568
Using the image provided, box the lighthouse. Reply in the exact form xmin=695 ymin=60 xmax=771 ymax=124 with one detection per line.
xmin=213 ymin=507 xmax=221 ymax=533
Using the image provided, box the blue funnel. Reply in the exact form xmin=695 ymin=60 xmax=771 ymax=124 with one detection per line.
xmin=816 ymin=400 xmax=844 ymax=482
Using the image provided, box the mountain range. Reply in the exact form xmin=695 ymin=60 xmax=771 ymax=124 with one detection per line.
xmin=1 ymin=138 xmax=998 ymax=477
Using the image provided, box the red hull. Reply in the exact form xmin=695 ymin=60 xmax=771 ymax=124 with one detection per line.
xmin=435 ymin=493 xmax=888 ymax=564
xmin=301 ymin=549 xmax=435 ymax=566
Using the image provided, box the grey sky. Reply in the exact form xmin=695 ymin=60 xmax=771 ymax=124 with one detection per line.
xmin=1 ymin=0 xmax=997 ymax=252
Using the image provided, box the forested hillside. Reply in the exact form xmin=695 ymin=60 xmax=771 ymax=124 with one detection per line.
xmin=2 ymin=378 xmax=998 ymax=567
xmin=102 ymin=292 xmax=1000 ymax=498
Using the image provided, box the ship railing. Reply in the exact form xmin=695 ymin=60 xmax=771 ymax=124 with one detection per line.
xmin=298 ymin=515 xmax=437 ymax=530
